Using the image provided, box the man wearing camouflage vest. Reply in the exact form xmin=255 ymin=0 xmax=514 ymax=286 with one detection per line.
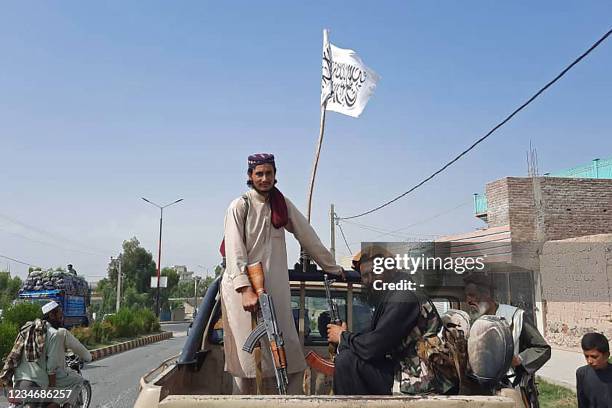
xmin=327 ymin=246 xmax=456 ymax=395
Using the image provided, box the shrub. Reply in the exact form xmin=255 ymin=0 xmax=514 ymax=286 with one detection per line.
xmin=71 ymin=326 xmax=94 ymax=347
xmin=135 ymin=308 xmax=158 ymax=334
xmin=107 ymin=308 xmax=137 ymax=338
xmin=133 ymin=314 xmax=146 ymax=335
xmin=2 ymin=303 xmax=42 ymax=328
xmin=69 ymin=308 xmax=161 ymax=348
xmin=0 ymin=322 xmax=18 ymax=360
xmin=90 ymin=321 xmax=113 ymax=344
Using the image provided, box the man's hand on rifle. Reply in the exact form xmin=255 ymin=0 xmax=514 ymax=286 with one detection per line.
xmin=239 ymin=286 xmax=259 ymax=313
xmin=327 ymin=322 xmax=347 ymax=344
xmin=511 ymin=354 xmax=523 ymax=368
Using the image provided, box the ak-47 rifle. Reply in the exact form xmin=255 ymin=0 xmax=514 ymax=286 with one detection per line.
xmin=305 ymin=274 xmax=341 ymax=376
xmin=514 ymin=365 xmax=540 ymax=408
xmin=242 ymin=262 xmax=289 ymax=395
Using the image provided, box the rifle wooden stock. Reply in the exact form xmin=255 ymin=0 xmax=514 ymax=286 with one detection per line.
xmin=271 ymin=340 xmax=287 ymax=369
xmin=305 ymin=351 xmax=335 ymax=377
xmin=247 ymin=262 xmax=265 ymax=295
xmin=242 ymin=262 xmax=289 ymax=394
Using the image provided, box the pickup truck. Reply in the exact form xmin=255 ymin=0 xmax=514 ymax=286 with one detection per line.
xmin=134 ymin=269 xmax=514 ymax=408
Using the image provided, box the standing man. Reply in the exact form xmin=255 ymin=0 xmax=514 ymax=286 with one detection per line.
xmin=221 ymin=153 xmax=343 ymax=395
xmin=464 ymin=274 xmax=551 ymax=406
xmin=67 ymin=264 xmax=77 ymax=276
xmin=576 ymin=332 xmax=612 ymax=407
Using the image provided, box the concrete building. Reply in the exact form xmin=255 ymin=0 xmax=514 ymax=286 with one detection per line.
xmin=174 ymin=265 xmax=194 ymax=281
xmin=440 ymin=157 xmax=612 ymax=347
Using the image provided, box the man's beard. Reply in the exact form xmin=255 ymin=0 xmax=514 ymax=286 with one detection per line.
xmin=467 ymin=301 xmax=490 ymax=321
xmin=48 ymin=318 xmax=62 ymax=329
xmin=363 ymin=281 xmax=383 ymax=305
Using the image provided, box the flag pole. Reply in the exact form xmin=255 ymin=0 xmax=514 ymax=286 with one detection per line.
xmin=302 ymin=29 xmax=330 ymax=273
xmin=306 ymin=101 xmax=327 ymax=223
xmin=302 ymin=100 xmax=327 ymax=273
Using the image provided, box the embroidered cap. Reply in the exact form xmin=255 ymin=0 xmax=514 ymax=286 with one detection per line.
xmin=42 ymin=301 xmax=60 ymax=315
xmin=248 ymin=153 xmax=275 ymax=170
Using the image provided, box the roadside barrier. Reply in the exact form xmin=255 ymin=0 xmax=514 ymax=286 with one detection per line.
xmin=90 ymin=331 xmax=173 ymax=361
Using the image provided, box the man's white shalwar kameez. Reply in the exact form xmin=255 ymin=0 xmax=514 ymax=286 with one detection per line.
xmin=221 ymin=189 xmax=341 ymax=385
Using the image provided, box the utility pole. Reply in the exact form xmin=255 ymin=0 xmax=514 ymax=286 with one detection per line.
xmin=115 ymin=254 xmax=122 ymax=313
xmin=193 ymin=275 xmax=200 ymax=318
xmin=330 ymin=203 xmax=336 ymax=261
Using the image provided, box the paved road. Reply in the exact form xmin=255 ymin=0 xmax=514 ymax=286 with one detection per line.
xmin=160 ymin=321 xmax=192 ymax=333
xmin=538 ymin=347 xmax=584 ymax=391
xmin=86 ymin=323 xmax=189 ymax=408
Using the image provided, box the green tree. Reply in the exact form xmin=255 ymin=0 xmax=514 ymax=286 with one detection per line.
xmin=161 ymin=267 xmax=179 ymax=292
xmin=103 ymin=237 xmax=157 ymax=311
xmin=122 ymin=286 xmax=151 ymax=310
xmin=94 ymin=278 xmax=117 ymax=315
xmin=108 ymin=237 xmax=157 ymax=294
xmin=156 ymin=267 xmax=179 ymax=312
xmin=214 ymin=264 xmax=223 ymax=277
xmin=0 ymin=272 xmax=22 ymax=310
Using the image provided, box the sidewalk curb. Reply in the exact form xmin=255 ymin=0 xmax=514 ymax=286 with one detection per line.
xmin=90 ymin=331 xmax=173 ymax=361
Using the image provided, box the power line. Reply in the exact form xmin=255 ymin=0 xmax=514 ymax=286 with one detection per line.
xmin=339 ymin=200 xmax=470 ymax=244
xmin=0 ymin=227 xmax=106 ymax=257
xmin=340 ymin=220 xmax=418 ymax=240
xmin=0 ymin=253 xmax=39 ymax=268
xmin=340 ymin=28 xmax=612 ymax=220
xmin=0 ymin=212 xmax=107 ymax=256
xmin=337 ymin=222 xmax=353 ymax=255
xmin=361 ymin=201 xmax=471 ymax=240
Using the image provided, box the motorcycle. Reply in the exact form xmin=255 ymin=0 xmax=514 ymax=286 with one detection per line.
xmin=4 ymin=354 xmax=91 ymax=408
xmin=62 ymin=354 xmax=92 ymax=408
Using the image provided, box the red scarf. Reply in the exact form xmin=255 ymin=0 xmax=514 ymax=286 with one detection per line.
xmin=220 ymin=188 xmax=288 ymax=257
xmin=269 ymin=187 xmax=288 ymax=229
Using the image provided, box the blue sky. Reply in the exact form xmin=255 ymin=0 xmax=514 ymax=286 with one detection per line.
xmin=1 ymin=1 xmax=611 ymax=281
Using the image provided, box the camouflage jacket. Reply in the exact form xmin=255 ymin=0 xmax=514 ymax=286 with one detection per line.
xmin=395 ymin=296 xmax=462 ymax=395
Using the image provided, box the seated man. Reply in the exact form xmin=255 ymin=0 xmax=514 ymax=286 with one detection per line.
xmin=44 ymin=301 xmax=92 ymax=405
xmin=327 ymin=247 xmax=441 ymax=395
xmin=0 ymin=301 xmax=61 ymax=407
xmin=464 ymin=274 xmax=551 ymax=406
xmin=576 ymin=332 xmax=612 ymax=408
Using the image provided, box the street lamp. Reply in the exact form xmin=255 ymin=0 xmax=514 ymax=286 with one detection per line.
xmin=193 ymin=274 xmax=202 ymax=319
xmin=142 ymin=197 xmax=183 ymax=317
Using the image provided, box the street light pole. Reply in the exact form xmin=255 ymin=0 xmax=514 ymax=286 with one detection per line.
xmin=193 ymin=275 xmax=201 ymax=319
xmin=142 ymin=197 xmax=183 ymax=317
xmin=115 ymin=254 xmax=122 ymax=313
xmin=156 ymin=208 xmax=163 ymax=318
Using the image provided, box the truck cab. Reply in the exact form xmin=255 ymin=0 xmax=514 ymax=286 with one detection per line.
xmin=134 ymin=269 xmax=513 ymax=408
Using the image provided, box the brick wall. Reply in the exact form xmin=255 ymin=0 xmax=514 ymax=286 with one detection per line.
xmin=539 ymin=178 xmax=612 ymax=240
xmin=485 ymin=177 xmax=612 ymax=241
xmin=485 ymin=179 xmax=511 ymax=227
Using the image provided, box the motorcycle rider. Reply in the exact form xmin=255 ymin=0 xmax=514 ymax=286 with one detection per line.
xmin=44 ymin=301 xmax=92 ymax=407
xmin=1 ymin=301 xmax=59 ymax=407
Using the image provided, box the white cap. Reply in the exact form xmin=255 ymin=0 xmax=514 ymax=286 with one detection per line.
xmin=42 ymin=301 xmax=60 ymax=315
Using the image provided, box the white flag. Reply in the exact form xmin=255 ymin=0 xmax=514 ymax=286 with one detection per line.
xmin=320 ymin=29 xmax=379 ymax=118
